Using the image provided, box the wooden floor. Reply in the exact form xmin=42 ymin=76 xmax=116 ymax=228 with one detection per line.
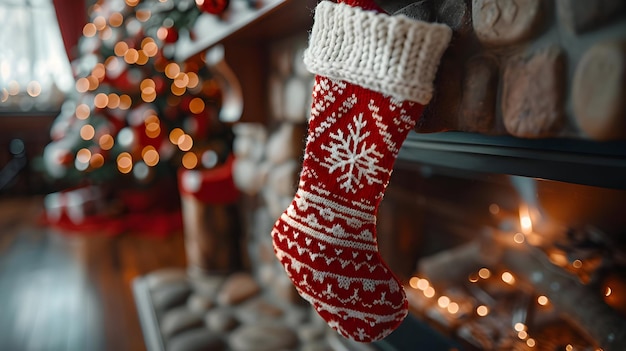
xmin=0 ymin=197 xmax=187 ymax=351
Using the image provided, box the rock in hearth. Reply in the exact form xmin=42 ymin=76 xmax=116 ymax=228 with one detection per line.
xmin=167 ymin=328 xmax=226 ymax=351
xmin=228 ymin=324 xmax=299 ymax=351
xmin=216 ymin=272 xmax=260 ymax=306
xmin=160 ymin=307 xmax=204 ymax=339
xmin=152 ymin=281 xmax=191 ymax=313
xmin=205 ymin=306 xmax=239 ymax=332
xmin=233 ymin=297 xmax=284 ymax=325
xmin=186 ymin=293 xmax=214 ymax=313
xmin=145 ymin=268 xmax=188 ymax=291
xmin=189 ymin=274 xmax=226 ymax=300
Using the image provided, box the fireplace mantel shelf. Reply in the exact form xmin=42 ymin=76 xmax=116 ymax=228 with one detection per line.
xmin=399 ymin=132 xmax=626 ymax=190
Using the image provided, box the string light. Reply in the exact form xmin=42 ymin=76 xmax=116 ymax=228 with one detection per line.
xmin=476 ymin=305 xmax=489 ymax=316
xmin=117 ymin=152 xmax=133 ymax=174
xmin=573 ymin=260 xmax=583 ymax=269
xmin=76 ymin=78 xmax=90 ymax=93
xmin=409 ymin=277 xmax=420 ymax=289
xmin=90 ymin=153 xmax=105 ymax=168
xmin=109 ymin=12 xmax=124 ymax=27
xmin=142 ymin=146 xmax=159 ymax=167
xmin=182 ymin=152 xmax=198 ymax=169
xmin=94 ymin=93 xmax=109 ymax=109
xmin=80 ymin=125 xmax=96 ymax=140
xmin=478 ymin=268 xmax=491 ymax=279
xmin=83 ymin=23 xmax=97 ymax=37
xmin=513 ymin=232 xmax=525 ymax=244
xmin=537 ymin=295 xmax=549 ymax=306
xmin=447 ymin=302 xmax=459 ymax=314
xmin=189 ymin=97 xmax=205 ymax=114
xmin=423 ymin=286 xmax=435 ymax=298
xmin=99 ymin=134 xmax=114 ymax=150
xmin=177 ymin=134 xmax=193 ymax=151
xmin=169 ymin=128 xmax=184 ymax=145
xmin=437 ymin=296 xmax=450 ymax=309
xmin=114 ymin=41 xmax=129 ymax=56
xmin=501 ymin=271 xmax=515 ymax=285
xmin=514 ymin=322 xmax=526 ymax=332
xmin=75 ymin=104 xmax=91 ymax=120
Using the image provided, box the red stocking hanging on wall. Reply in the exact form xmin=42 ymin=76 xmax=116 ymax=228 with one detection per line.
xmin=271 ymin=0 xmax=452 ymax=342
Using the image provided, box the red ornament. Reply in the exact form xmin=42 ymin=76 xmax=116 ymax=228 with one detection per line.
xmin=198 ymin=0 xmax=230 ymax=15
xmin=160 ymin=26 xmax=179 ymax=44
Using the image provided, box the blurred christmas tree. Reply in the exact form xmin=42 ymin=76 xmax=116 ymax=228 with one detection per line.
xmin=41 ymin=0 xmax=235 ymax=233
xmin=43 ymin=0 xmax=233 ymax=186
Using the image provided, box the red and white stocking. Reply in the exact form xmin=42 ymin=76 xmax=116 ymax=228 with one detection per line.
xmin=271 ymin=0 xmax=451 ymax=342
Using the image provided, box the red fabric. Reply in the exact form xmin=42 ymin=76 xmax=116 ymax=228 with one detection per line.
xmin=338 ymin=0 xmax=384 ymax=12
xmin=41 ymin=210 xmax=182 ymax=237
xmin=178 ymin=156 xmax=240 ymax=205
xmin=41 ymin=182 xmax=182 ymax=237
xmin=53 ymin=0 xmax=87 ymax=61
xmin=271 ymin=75 xmax=423 ymax=342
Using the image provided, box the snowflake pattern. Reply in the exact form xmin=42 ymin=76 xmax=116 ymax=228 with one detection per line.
xmin=320 ymin=113 xmax=385 ymax=193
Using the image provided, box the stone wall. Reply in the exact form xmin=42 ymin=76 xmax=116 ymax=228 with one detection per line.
xmin=396 ymin=0 xmax=626 ymax=141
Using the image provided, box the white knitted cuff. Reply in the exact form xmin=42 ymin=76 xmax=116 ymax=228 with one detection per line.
xmin=303 ymin=1 xmax=452 ymax=104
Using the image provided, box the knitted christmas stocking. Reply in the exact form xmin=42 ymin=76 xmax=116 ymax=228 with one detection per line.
xmin=271 ymin=0 xmax=451 ymax=342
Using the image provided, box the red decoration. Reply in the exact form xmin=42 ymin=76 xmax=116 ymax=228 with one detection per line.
xmin=198 ymin=0 xmax=230 ymax=15
xmin=161 ymin=26 xmax=179 ymax=44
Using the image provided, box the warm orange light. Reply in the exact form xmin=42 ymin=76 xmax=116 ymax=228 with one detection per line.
xmin=93 ymin=16 xmax=107 ymax=30
xmin=141 ymin=79 xmax=155 ymax=91
xmin=177 ymin=134 xmax=193 ymax=151
xmin=83 ymin=23 xmax=97 ymax=37
xmin=514 ymin=322 xmax=526 ymax=332
xmin=109 ymin=12 xmax=124 ymax=27
xmin=141 ymin=90 xmax=157 ymax=103
xmin=94 ymin=93 xmax=109 ymax=109
xmin=170 ymin=84 xmax=186 ymax=96
xmin=169 ymin=128 xmax=184 ymax=145
xmin=119 ymin=94 xmax=132 ymax=110
xmin=142 ymin=41 xmax=158 ymax=57
xmin=605 ymin=287 xmax=612 ymax=297
xmin=107 ymin=94 xmax=121 ymax=109
xmin=76 ymin=77 xmax=90 ymax=93
xmin=416 ymin=278 xmax=429 ymax=291
xmin=476 ymin=305 xmax=489 ymax=316
xmin=99 ymin=134 xmax=114 ymax=150
xmin=125 ymin=0 xmax=140 ymax=6
xmin=145 ymin=123 xmax=160 ymax=138
xmin=76 ymin=104 xmax=91 ymax=120
xmin=489 ymin=203 xmax=500 ymax=215
xmin=437 ymin=296 xmax=450 ymax=308
xmin=189 ymin=98 xmax=205 ymax=114
xmin=573 ymin=259 xmax=583 ymax=269
xmin=447 ymin=302 xmax=459 ymax=314
xmin=92 ymin=63 xmax=106 ymax=80
xmin=526 ymin=338 xmax=536 ymax=348
xmin=124 ymin=48 xmax=139 ymax=64
xmin=182 ymin=152 xmax=198 ymax=169
xmin=80 ymin=125 xmax=96 ymax=140
xmin=174 ymin=73 xmax=190 ymax=88
xmin=408 ymin=277 xmax=420 ymax=289
xmin=136 ymin=9 xmax=151 ymax=22
xmin=478 ymin=268 xmax=491 ymax=279
xmin=519 ymin=204 xmax=533 ymax=234
xmin=117 ymin=152 xmax=133 ymax=173
xmin=514 ymin=232 xmax=525 ymax=244
xmin=468 ymin=273 xmax=479 ymax=283
xmin=142 ymin=146 xmax=159 ymax=167
xmin=136 ymin=50 xmax=149 ymax=65
xmin=537 ymin=295 xmax=549 ymax=306
xmin=90 ymin=153 xmax=105 ymax=168
xmin=517 ymin=330 xmax=528 ymax=340
xmin=76 ymin=148 xmax=91 ymax=163
xmin=164 ymin=63 xmax=181 ymax=79
xmin=186 ymin=72 xmax=199 ymax=88
xmin=114 ymin=41 xmax=129 ymax=56
xmin=423 ymin=287 xmax=435 ymax=298
xmin=87 ymin=75 xmax=100 ymax=90
xmin=502 ymin=271 xmax=515 ymax=285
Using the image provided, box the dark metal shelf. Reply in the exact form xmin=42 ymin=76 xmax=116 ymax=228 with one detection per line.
xmin=398 ymin=132 xmax=626 ymax=190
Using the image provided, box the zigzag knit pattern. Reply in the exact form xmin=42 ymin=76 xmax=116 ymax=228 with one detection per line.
xmin=271 ymin=0 xmax=451 ymax=343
